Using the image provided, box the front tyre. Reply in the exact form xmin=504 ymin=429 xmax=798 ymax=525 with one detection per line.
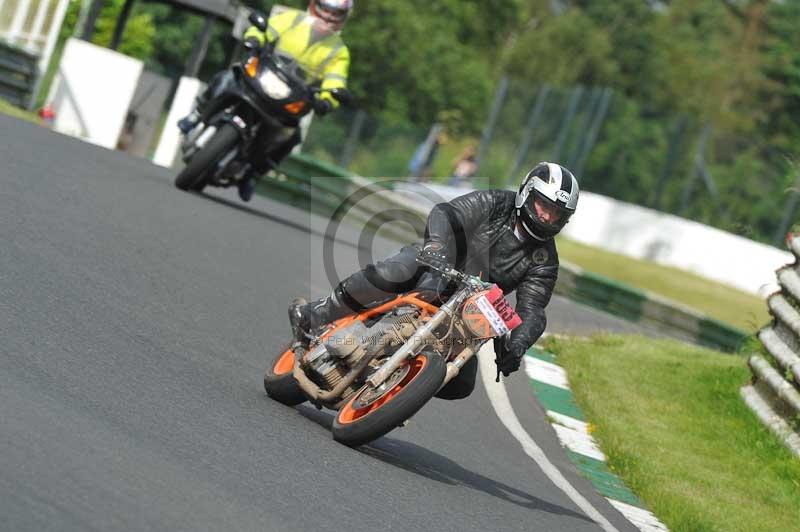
xmin=331 ymin=348 xmax=446 ymax=447
xmin=174 ymin=123 xmax=239 ymax=192
xmin=264 ymin=345 xmax=307 ymax=406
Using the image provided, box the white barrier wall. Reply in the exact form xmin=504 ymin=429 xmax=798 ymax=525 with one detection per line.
xmin=48 ymin=38 xmax=143 ymax=149
xmin=153 ymin=76 xmax=205 ymax=168
xmin=563 ymin=192 xmax=793 ymax=295
xmin=394 ymin=182 xmax=794 ymax=295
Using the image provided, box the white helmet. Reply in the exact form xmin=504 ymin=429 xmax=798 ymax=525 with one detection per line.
xmin=515 ymin=162 xmax=579 ymax=240
xmin=309 ymin=0 xmax=353 ymax=32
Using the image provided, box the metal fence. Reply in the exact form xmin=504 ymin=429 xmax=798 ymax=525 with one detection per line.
xmin=299 ymin=77 xmax=800 ymax=248
xmin=257 ymin=153 xmax=749 ymax=353
xmin=742 ymin=233 xmax=800 ymax=457
xmin=0 ymin=40 xmax=38 ymax=108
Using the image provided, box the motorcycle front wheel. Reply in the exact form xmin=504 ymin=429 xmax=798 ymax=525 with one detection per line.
xmin=174 ymin=123 xmax=239 ymax=192
xmin=331 ymin=348 xmax=446 ymax=447
xmin=264 ymin=345 xmax=307 ymax=406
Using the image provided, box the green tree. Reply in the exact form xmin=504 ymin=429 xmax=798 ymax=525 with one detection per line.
xmin=92 ymin=0 xmax=156 ymax=60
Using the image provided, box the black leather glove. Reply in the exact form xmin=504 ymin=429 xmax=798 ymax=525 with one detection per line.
xmin=494 ymin=337 xmax=526 ymax=377
xmin=313 ymin=98 xmax=333 ymax=116
xmin=417 ymin=241 xmax=450 ymax=272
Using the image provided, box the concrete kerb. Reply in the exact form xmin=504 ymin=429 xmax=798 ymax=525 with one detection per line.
xmin=525 ymin=345 xmax=671 ymax=531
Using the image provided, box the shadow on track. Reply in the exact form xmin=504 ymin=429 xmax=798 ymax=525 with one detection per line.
xmin=199 ymin=192 xmax=365 ymax=252
xmin=295 ymin=406 xmax=591 ymax=522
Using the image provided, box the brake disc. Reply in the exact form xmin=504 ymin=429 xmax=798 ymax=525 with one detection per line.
xmin=352 ymin=363 xmax=411 ymax=410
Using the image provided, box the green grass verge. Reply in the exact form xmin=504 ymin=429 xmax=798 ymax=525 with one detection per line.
xmin=0 ymin=99 xmax=39 ymax=123
xmin=544 ymin=334 xmax=800 ymax=532
xmin=556 ymin=236 xmax=769 ymax=331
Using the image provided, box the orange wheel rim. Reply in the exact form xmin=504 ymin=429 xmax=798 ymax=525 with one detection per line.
xmin=337 ymin=354 xmax=428 ymax=425
xmin=273 ymin=349 xmax=295 ymax=375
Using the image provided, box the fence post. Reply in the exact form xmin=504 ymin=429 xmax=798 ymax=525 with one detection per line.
xmin=476 ymin=76 xmax=509 ymax=170
xmin=109 ymin=0 xmax=136 ymax=51
xmin=573 ymin=87 xmax=612 ymax=178
xmin=339 ymin=109 xmax=367 ymax=169
xmin=679 ymin=123 xmax=712 ymax=215
xmin=30 ymin=0 xmax=71 ymax=108
xmin=184 ymin=15 xmax=215 ymax=78
xmin=566 ymin=87 xmax=601 ymax=169
xmin=81 ymin=0 xmax=105 ymax=41
xmin=506 ymin=85 xmax=550 ymax=185
xmin=551 ymin=86 xmax=584 ymax=163
xmin=652 ymin=115 xmax=688 ymax=209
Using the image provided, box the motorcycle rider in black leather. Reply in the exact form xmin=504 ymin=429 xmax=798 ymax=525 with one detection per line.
xmin=289 ymin=162 xmax=580 ymax=399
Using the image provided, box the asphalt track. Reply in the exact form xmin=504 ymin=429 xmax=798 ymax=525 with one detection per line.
xmin=1 ymin=114 xmax=648 ymax=532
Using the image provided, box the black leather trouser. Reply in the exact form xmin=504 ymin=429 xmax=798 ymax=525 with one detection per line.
xmin=333 ymin=244 xmax=477 ymax=400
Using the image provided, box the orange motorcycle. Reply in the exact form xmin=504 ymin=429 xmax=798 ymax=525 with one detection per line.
xmin=264 ymin=259 xmax=522 ymax=446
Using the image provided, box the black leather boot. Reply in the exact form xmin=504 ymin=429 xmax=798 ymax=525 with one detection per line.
xmin=288 ymin=285 xmax=353 ymax=343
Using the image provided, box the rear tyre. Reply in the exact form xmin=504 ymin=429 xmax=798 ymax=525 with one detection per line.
xmin=331 ymin=348 xmax=446 ymax=447
xmin=264 ymin=345 xmax=307 ymax=406
xmin=174 ymin=123 xmax=239 ymax=192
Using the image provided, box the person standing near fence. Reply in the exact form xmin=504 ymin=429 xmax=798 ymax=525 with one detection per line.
xmin=409 ymin=123 xmax=445 ymax=181
xmin=448 ymin=144 xmax=478 ymax=187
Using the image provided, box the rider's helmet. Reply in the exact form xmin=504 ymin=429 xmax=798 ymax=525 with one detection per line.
xmin=515 ymin=162 xmax=579 ymax=240
xmin=309 ymin=0 xmax=353 ymax=32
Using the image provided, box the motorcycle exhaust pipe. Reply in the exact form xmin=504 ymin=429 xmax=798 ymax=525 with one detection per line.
xmin=440 ymin=344 xmax=479 ymax=388
xmin=292 ymin=350 xmax=377 ymax=404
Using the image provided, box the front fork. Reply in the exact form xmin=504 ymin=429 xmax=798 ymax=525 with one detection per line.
xmin=366 ymin=290 xmax=473 ymax=389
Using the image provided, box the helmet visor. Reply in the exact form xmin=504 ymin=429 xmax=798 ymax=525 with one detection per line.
xmin=523 ymin=192 xmax=572 ymax=234
xmin=316 ymin=1 xmax=349 ymax=22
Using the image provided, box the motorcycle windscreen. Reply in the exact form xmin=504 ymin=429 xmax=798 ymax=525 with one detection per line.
xmin=461 ymin=285 xmax=522 ymax=338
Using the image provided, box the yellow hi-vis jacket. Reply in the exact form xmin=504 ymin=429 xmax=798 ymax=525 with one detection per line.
xmin=243 ymin=7 xmax=349 ymax=107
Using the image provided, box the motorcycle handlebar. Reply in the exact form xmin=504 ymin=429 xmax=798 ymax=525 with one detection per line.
xmin=415 ymin=256 xmax=477 ymax=285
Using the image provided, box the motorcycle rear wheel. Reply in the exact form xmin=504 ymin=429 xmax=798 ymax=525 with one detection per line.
xmin=331 ymin=348 xmax=446 ymax=447
xmin=174 ymin=123 xmax=239 ymax=192
xmin=264 ymin=345 xmax=307 ymax=406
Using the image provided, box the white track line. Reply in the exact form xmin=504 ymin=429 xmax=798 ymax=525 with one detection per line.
xmin=477 ymin=345 xmax=622 ymax=532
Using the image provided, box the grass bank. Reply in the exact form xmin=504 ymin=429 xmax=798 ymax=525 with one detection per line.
xmin=0 ymin=99 xmax=39 ymax=123
xmin=545 ymin=334 xmax=800 ymax=532
xmin=556 ymin=236 xmax=769 ymax=331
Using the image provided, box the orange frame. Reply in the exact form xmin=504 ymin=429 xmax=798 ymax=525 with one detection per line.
xmin=319 ymin=292 xmax=439 ymax=342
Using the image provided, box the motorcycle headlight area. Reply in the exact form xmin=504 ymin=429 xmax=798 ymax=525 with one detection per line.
xmin=258 ymin=69 xmax=292 ymax=99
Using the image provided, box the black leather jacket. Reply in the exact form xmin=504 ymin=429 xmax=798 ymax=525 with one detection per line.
xmin=424 ymin=190 xmax=559 ymax=352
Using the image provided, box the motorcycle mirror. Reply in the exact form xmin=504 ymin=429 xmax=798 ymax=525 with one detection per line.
xmin=248 ymin=10 xmax=268 ymax=32
xmin=329 ymin=88 xmax=354 ymax=107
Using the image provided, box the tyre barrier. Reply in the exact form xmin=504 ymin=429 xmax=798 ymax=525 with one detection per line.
xmin=0 ymin=41 xmax=38 ymax=109
xmin=259 ymin=155 xmax=749 ymax=353
xmin=742 ymin=233 xmax=800 ymax=458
